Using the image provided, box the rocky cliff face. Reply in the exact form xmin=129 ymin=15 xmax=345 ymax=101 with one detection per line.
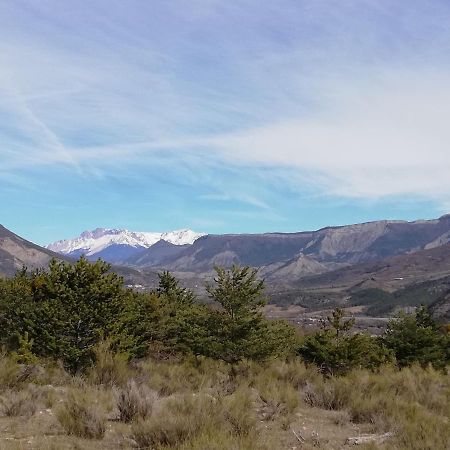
xmin=151 ymin=216 xmax=450 ymax=279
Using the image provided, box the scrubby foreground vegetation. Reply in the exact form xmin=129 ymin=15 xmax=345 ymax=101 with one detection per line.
xmin=0 ymin=258 xmax=449 ymax=449
xmin=0 ymin=352 xmax=449 ymax=449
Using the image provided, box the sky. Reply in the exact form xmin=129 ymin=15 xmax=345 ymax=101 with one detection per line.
xmin=1 ymin=0 xmax=450 ymax=245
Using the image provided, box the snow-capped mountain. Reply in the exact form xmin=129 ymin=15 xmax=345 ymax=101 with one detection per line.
xmin=46 ymin=228 xmax=205 ymax=263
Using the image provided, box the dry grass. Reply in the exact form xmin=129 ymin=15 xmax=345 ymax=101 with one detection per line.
xmin=131 ymin=393 xmax=218 ymax=448
xmin=0 ymin=353 xmax=22 ymax=390
xmin=55 ymin=390 xmax=107 ymax=439
xmin=0 ymin=385 xmax=40 ymax=417
xmin=0 ymin=353 xmax=43 ymax=391
xmin=0 ymin=355 xmax=447 ymax=449
xmin=222 ymin=386 xmax=258 ymax=435
xmin=300 ymin=364 xmax=450 ymax=449
xmin=131 ymin=389 xmax=264 ymax=448
xmin=115 ymin=379 xmax=158 ymax=422
xmin=87 ymin=340 xmax=132 ymax=387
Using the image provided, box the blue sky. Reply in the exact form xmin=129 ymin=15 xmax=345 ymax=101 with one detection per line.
xmin=1 ymin=0 xmax=450 ymax=245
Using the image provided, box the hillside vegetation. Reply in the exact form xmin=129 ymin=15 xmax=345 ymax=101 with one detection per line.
xmin=3 ymin=221 xmax=450 ymax=317
xmin=0 ymin=352 xmax=449 ymax=449
xmin=0 ymin=258 xmax=449 ymax=449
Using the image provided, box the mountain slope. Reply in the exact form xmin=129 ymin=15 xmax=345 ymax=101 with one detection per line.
xmin=263 ymin=243 xmax=450 ymax=316
xmin=0 ymin=225 xmax=161 ymax=290
xmin=46 ymin=216 xmax=450 ymax=273
xmin=296 ymin=243 xmax=450 ymax=293
xmin=349 ymin=275 xmax=450 ymax=317
xmin=4 ymin=219 xmax=450 ymax=320
xmin=261 ymin=253 xmax=328 ymax=279
xmin=430 ymin=290 xmax=450 ymax=323
xmin=155 ymin=215 xmax=450 ymax=274
xmin=0 ymin=225 xmax=67 ymax=277
xmin=47 ymin=228 xmax=205 ymax=263
xmin=126 ymin=240 xmax=190 ymax=267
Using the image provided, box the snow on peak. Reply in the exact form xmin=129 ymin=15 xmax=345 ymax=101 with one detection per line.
xmin=46 ymin=228 xmax=206 ymax=256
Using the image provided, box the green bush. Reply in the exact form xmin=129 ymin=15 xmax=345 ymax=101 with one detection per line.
xmin=0 ymin=258 xmax=135 ymax=372
xmin=0 ymin=260 xmax=299 ymax=369
xmin=383 ymin=306 xmax=449 ymax=369
xmin=298 ymin=309 xmax=392 ymax=375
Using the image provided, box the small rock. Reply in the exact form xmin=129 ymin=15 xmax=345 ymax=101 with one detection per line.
xmin=346 ymin=432 xmax=393 ymax=445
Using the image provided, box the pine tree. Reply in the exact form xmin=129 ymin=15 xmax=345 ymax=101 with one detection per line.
xmin=12 ymin=331 xmax=38 ymax=365
xmin=205 ymin=265 xmax=294 ymax=363
xmin=157 ymin=271 xmax=196 ymax=304
xmin=383 ymin=306 xmax=448 ymax=369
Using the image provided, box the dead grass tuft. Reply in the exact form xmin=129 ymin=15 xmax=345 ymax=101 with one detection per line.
xmin=56 ymin=390 xmax=106 ymax=439
xmin=115 ymin=379 xmax=158 ymax=423
xmin=87 ymin=340 xmax=132 ymax=387
xmin=131 ymin=393 xmax=218 ymax=448
xmin=0 ymin=385 xmax=40 ymax=417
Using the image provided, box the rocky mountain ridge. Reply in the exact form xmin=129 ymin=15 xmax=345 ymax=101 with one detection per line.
xmin=2 ymin=218 xmax=450 ymax=319
xmin=46 ymin=228 xmax=205 ymax=262
xmin=140 ymin=215 xmax=450 ymax=278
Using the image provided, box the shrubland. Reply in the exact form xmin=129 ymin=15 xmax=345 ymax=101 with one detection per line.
xmin=0 ymin=257 xmax=448 ymax=449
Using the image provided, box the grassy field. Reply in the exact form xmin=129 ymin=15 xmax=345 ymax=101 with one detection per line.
xmin=0 ymin=352 xmax=448 ymax=450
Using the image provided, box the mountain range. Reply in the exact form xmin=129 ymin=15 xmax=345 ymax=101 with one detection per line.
xmin=0 ymin=225 xmax=159 ymax=288
xmin=2 ymin=216 xmax=450 ymax=320
xmin=46 ymin=216 xmax=450 ymax=277
xmin=46 ymin=228 xmax=205 ymax=263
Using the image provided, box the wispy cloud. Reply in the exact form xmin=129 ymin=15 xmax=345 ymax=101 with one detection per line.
xmin=199 ymin=192 xmax=271 ymax=210
xmin=210 ymin=68 xmax=450 ymax=202
xmin=1 ymin=0 xmax=450 ymax=240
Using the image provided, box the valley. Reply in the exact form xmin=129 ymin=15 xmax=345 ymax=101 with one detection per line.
xmin=2 ymin=215 xmax=450 ymax=325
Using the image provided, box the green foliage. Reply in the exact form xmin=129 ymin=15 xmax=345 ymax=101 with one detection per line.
xmin=116 ymin=291 xmax=166 ymax=358
xmin=11 ymin=332 xmax=38 ymax=365
xmin=207 ymin=265 xmax=266 ymax=319
xmin=3 ymin=257 xmax=449 ymax=377
xmin=383 ymin=306 xmax=449 ymax=369
xmin=0 ymin=257 xmax=133 ymax=372
xmin=157 ymin=270 xmax=196 ymax=304
xmin=299 ymin=308 xmax=392 ymax=375
xmin=123 ymin=268 xmax=265 ymax=362
xmin=1 ymin=259 xmax=298 ymax=370
xmin=155 ymin=272 xmax=216 ymax=357
xmin=205 ymin=265 xmax=296 ymax=363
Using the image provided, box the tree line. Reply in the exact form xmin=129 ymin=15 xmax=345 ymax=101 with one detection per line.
xmin=0 ymin=257 xmax=448 ymax=374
